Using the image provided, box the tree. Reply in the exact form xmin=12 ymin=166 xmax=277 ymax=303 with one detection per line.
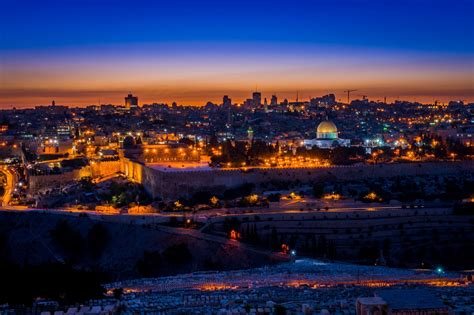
xmin=312 ymin=183 xmax=325 ymax=198
xmin=209 ymin=135 xmax=218 ymax=149
xmin=136 ymin=251 xmax=162 ymax=277
xmin=87 ymin=223 xmax=109 ymax=259
xmin=122 ymin=136 xmax=136 ymax=149
xmin=270 ymin=227 xmax=279 ymax=250
xmin=210 ymin=196 xmax=219 ymax=207
xmin=223 ymin=218 xmax=241 ymax=234
xmin=162 ymin=243 xmax=192 ymax=265
xmin=179 ymin=137 xmax=194 ymax=146
xmin=267 ymin=193 xmax=281 ymax=202
xmin=113 ymin=288 xmax=123 ymax=300
xmin=79 ymin=176 xmax=94 ymax=192
xmin=190 ymin=191 xmax=212 ymax=205
xmin=50 ymin=220 xmax=84 ymax=262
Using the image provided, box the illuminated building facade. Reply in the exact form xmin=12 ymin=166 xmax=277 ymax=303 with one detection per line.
xmin=140 ymin=144 xmax=201 ymax=163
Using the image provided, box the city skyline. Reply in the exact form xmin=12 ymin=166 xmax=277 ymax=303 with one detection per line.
xmin=1 ymin=0 xmax=473 ymax=107
xmin=0 ymin=1 xmax=473 ymax=311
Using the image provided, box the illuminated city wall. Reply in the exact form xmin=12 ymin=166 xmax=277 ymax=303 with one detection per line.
xmin=120 ymin=158 xmax=160 ymax=195
xmin=121 ymin=160 xmax=474 ymax=200
xmin=27 ymin=158 xmax=474 ymax=198
xmin=28 ymin=167 xmax=91 ymax=193
xmin=90 ymin=160 xmax=121 ymax=178
xmin=28 ymin=160 xmax=121 ymax=193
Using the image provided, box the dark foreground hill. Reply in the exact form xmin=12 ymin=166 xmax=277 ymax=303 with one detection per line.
xmin=0 ymin=211 xmax=277 ymax=305
xmin=0 ymin=211 xmax=275 ymax=279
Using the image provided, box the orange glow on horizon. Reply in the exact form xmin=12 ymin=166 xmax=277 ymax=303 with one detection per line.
xmin=1 ymin=44 xmax=473 ymax=107
xmin=2 ymin=90 xmax=472 ymax=108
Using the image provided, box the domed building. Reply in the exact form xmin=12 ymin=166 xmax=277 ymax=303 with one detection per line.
xmin=317 ymin=120 xmax=338 ymax=139
xmin=303 ymin=119 xmax=350 ymax=149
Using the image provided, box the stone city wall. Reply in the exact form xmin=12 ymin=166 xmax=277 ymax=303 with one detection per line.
xmin=28 ymin=160 xmax=121 ymax=193
xmin=90 ymin=160 xmax=121 ymax=178
xmin=120 ymin=159 xmax=474 ymax=200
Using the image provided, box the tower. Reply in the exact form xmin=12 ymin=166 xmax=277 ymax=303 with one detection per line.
xmin=125 ymin=93 xmax=138 ymax=109
xmin=252 ymin=91 xmax=261 ymax=106
xmin=247 ymin=127 xmax=254 ymax=141
xmin=226 ymin=104 xmax=233 ymax=127
xmin=271 ymin=95 xmax=277 ymax=106
xmin=223 ymin=95 xmax=231 ymax=107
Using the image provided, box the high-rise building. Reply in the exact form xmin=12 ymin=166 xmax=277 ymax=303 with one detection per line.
xmin=125 ymin=93 xmax=138 ymax=109
xmin=252 ymin=92 xmax=261 ymax=106
xmin=223 ymin=95 xmax=232 ymax=107
xmin=271 ymin=95 xmax=278 ymax=105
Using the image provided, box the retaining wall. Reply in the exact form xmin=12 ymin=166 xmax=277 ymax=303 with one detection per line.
xmin=120 ymin=160 xmax=474 ymax=200
xmin=28 ymin=160 xmax=121 ymax=193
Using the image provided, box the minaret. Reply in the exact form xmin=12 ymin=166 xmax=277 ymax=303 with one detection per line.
xmin=226 ymin=105 xmax=232 ymax=127
xmin=247 ymin=127 xmax=254 ymax=141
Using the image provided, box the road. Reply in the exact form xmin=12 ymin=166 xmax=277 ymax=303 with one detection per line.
xmin=0 ymin=200 xmax=441 ymax=223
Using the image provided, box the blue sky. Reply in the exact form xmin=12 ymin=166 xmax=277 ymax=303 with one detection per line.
xmin=1 ymin=0 xmax=473 ymax=106
xmin=2 ymin=0 xmax=473 ymax=53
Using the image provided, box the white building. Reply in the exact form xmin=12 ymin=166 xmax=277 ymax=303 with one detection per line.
xmin=304 ymin=120 xmax=350 ymax=149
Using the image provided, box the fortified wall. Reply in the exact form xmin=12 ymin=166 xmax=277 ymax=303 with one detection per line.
xmin=120 ymin=159 xmax=474 ymax=200
xmin=27 ymin=159 xmax=474 ymax=197
xmin=28 ymin=160 xmax=121 ymax=193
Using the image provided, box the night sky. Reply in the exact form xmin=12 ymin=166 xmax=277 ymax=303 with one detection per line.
xmin=1 ymin=0 xmax=473 ymax=107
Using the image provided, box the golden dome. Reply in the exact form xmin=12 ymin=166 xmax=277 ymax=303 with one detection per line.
xmin=316 ymin=120 xmax=338 ymax=139
xmin=317 ymin=120 xmax=337 ymax=133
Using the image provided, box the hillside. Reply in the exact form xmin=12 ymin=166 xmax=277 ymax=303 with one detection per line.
xmin=0 ymin=211 xmax=274 ymax=281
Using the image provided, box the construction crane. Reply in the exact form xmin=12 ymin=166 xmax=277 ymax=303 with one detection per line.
xmin=357 ymin=94 xmax=368 ymax=100
xmin=344 ymin=89 xmax=357 ymax=104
